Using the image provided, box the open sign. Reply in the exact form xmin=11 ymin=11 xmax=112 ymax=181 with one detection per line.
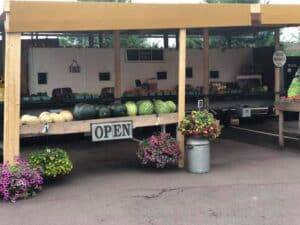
xmin=91 ymin=121 xmax=133 ymax=142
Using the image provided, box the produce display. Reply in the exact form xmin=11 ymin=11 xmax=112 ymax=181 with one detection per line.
xmin=20 ymin=100 xmax=177 ymax=125
xmin=287 ymin=76 xmax=300 ymax=98
xmin=125 ymin=101 xmax=138 ymax=116
xmin=73 ymin=103 xmax=97 ymax=120
xmin=138 ymin=100 xmax=154 ymax=115
xmin=110 ymin=103 xmax=127 ymax=117
xmin=21 ymin=110 xmax=73 ymax=125
xmin=21 ymin=115 xmax=40 ymax=125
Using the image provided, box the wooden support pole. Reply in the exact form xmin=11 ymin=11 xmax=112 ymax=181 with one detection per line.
xmin=274 ymin=29 xmax=280 ymax=102
xmin=3 ymin=32 xmax=21 ymax=164
xmin=113 ymin=31 xmax=121 ymax=99
xmin=177 ymin=29 xmax=186 ymax=168
xmin=203 ymin=29 xmax=209 ymax=108
xmin=163 ymin=34 xmax=169 ymax=49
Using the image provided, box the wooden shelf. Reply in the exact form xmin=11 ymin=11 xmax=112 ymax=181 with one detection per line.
xmin=275 ymin=101 xmax=300 ymax=112
xmin=20 ymin=113 xmax=178 ymax=137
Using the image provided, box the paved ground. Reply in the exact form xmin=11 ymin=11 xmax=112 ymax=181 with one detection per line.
xmin=1 ymin=137 xmax=300 ymax=225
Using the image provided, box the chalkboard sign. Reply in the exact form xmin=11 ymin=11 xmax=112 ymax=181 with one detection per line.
xmin=38 ymin=72 xmax=47 ymax=84
xmin=157 ymin=71 xmax=167 ymax=80
xmin=99 ymin=72 xmax=111 ymax=81
xmin=127 ymin=49 xmax=164 ymax=61
xmin=210 ymin=70 xmax=219 ymax=79
xmin=186 ymin=67 xmax=193 ymax=78
xmin=152 ymin=50 xmax=164 ymax=61
xmin=139 ymin=50 xmax=152 ymax=61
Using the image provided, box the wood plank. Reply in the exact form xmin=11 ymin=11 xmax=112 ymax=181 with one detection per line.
xmin=114 ymin=31 xmax=121 ymax=99
xmin=203 ymin=28 xmax=209 ymax=109
xmin=177 ymin=29 xmax=186 ymax=168
xmin=274 ymin=102 xmax=300 ymax=112
xmin=20 ymin=113 xmax=178 ymax=137
xmin=261 ymin=5 xmax=300 ymax=25
xmin=8 ymin=2 xmax=252 ymax=32
xmin=4 ymin=32 xmax=21 ymax=164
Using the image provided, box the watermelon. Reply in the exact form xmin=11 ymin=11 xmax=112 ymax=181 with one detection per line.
xmin=73 ymin=104 xmax=97 ymax=120
xmin=154 ymin=100 xmax=170 ymax=114
xmin=110 ymin=103 xmax=127 ymax=117
xmin=288 ymin=76 xmax=300 ymax=97
xmin=165 ymin=101 xmax=177 ymax=113
xmin=97 ymin=106 xmax=111 ymax=118
xmin=138 ymin=100 xmax=154 ymax=115
xmin=125 ymin=101 xmax=138 ymax=116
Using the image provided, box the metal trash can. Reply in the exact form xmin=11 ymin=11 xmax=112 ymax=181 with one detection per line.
xmin=186 ymin=137 xmax=210 ymax=173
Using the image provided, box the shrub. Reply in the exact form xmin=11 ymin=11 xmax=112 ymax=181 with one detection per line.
xmin=29 ymin=148 xmax=73 ymax=178
xmin=179 ymin=110 xmax=221 ymax=140
xmin=137 ymin=132 xmax=180 ymax=168
xmin=0 ymin=159 xmax=43 ymax=202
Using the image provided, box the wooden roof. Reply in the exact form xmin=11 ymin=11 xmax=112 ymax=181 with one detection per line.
xmin=7 ymin=1 xmax=251 ymax=32
xmin=3 ymin=2 xmax=300 ymax=33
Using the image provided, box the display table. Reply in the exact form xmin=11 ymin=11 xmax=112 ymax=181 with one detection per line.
xmin=20 ymin=113 xmax=178 ymax=137
xmin=275 ymin=101 xmax=300 ymax=147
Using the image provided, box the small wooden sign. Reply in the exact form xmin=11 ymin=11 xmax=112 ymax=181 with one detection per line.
xmin=91 ymin=121 xmax=133 ymax=142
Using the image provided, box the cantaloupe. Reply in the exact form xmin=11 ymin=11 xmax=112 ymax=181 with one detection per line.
xmin=21 ymin=115 xmax=40 ymax=125
xmin=59 ymin=110 xmax=73 ymax=122
xmin=50 ymin=113 xmax=65 ymax=123
xmin=39 ymin=112 xmax=52 ymax=123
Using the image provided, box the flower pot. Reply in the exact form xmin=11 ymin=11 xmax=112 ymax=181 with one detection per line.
xmin=185 ymin=137 xmax=210 ymax=173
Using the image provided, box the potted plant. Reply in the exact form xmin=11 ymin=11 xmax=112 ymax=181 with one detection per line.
xmin=179 ymin=110 xmax=221 ymax=173
xmin=0 ymin=159 xmax=44 ymax=202
xmin=136 ymin=132 xmax=180 ymax=168
xmin=28 ymin=148 xmax=73 ymax=180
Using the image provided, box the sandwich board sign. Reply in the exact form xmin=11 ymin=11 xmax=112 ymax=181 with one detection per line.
xmin=91 ymin=121 xmax=133 ymax=142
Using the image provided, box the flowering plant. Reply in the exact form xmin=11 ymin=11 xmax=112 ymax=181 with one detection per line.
xmin=137 ymin=132 xmax=181 ymax=168
xmin=179 ymin=110 xmax=221 ymax=140
xmin=29 ymin=148 xmax=73 ymax=178
xmin=0 ymin=159 xmax=43 ymax=202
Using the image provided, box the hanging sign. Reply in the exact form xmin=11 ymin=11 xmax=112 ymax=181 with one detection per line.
xmin=273 ymin=50 xmax=286 ymax=68
xmin=69 ymin=59 xmax=81 ymax=73
xmin=91 ymin=121 xmax=133 ymax=142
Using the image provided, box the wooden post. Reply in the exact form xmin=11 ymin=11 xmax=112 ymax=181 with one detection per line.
xmin=3 ymin=32 xmax=21 ymax=164
xmin=278 ymin=110 xmax=284 ymax=147
xmin=177 ymin=29 xmax=186 ymax=168
xmin=113 ymin=31 xmax=121 ymax=99
xmin=274 ymin=29 xmax=280 ymax=104
xmin=163 ymin=34 xmax=169 ymax=49
xmin=203 ymin=29 xmax=209 ymax=108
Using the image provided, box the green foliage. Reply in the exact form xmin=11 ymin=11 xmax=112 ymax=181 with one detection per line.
xmin=29 ymin=148 xmax=73 ymax=178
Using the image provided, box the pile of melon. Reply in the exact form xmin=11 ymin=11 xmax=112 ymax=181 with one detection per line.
xmin=126 ymin=100 xmax=177 ymax=116
xmin=21 ymin=110 xmax=73 ymax=125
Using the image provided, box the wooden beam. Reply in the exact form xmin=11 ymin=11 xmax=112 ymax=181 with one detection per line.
xmin=114 ymin=31 xmax=121 ymax=99
xmin=4 ymin=32 xmax=21 ymax=164
xmin=274 ymin=29 xmax=280 ymax=104
xmin=8 ymin=2 xmax=252 ymax=32
xmin=261 ymin=5 xmax=300 ymax=26
xmin=177 ymin=29 xmax=186 ymax=168
xmin=203 ymin=28 xmax=209 ymax=108
xmin=20 ymin=113 xmax=179 ymax=137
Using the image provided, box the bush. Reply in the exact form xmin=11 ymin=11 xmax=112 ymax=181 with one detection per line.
xmin=137 ymin=132 xmax=181 ymax=168
xmin=29 ymin=148 xmax=73 ymax=178
xmin=0 ymin=159 xmax=43 ymax=202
